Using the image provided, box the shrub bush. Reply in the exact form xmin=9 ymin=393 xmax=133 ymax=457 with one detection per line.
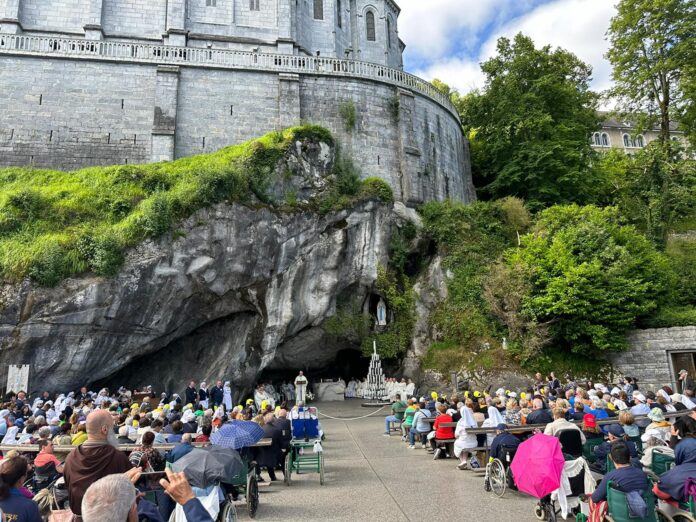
xmin=0 ymin=125 xmax=374 ymax=286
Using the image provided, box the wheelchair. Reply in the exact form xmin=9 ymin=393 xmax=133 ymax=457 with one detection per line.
xmin=603 ymin=480 xmax=673 ymax=522
xmin=484 ymin=445 xmax=518 ymax=498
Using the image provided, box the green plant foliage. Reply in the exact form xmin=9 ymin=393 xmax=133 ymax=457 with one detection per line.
xmin=339 ymin=100 xmax=357 ymax=131
xmin=596 ymin=142 xmax=696 ymax=246
xmin=359 ymin=177 xmax=394 ymax=203
xmin=641 ymin=306 xmax=696 ymax=329
xmin=323 ymin=304 xmax=371 ymax=342
xmin=664 ymin=236 xmax=696 ymax=306
xmin=361 ymin=265 xmax=415 ymax=360
xmin=456 ymin=34 xmax=602 ymax=209
xmin=0 ymin=125 xmax=340 ymax=285
xmin=419 ymin=198 xmax=531 ymax=374
xmin=387 ymin=94 xmax=400 ymax=123
xmin=506 ymin=205 xmax=672 ymax=355
xmin=607 ymin=0 xmax=696 ymax=141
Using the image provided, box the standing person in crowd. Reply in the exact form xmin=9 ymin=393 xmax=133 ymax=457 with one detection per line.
xmin=185 ymin=381 xmax=198 ymax=406
xmin=63 ymin=410 xmax=133 ymax=519
xmin=294 ymin=372 xmax=308 ymax=404
xmin=223 ymin=381 xmax=234 ymax=411
xmin=548 ymin=372 xmax=560 ymax=391
xmin=198 ymin=382 xmax=209 ymax=409
xmin=679 ymin=369 xmax=695 ymax=395
xmin=210 ymin=381 xmax=224 ymax=408
xmin=0 ymin=456 xmax=42 ymax=522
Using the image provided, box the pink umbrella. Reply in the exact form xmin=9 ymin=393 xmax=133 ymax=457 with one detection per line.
xmin=510 ymin=433 xmax=565 ymax=498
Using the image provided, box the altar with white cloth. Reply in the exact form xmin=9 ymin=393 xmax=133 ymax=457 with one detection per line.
xmin=314 ymin=379 xmax=346 ymax=401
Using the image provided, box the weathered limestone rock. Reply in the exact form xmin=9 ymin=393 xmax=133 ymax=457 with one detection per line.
xmin=401 ymin=256 xmax=448 ymax=379
xmin=0 ymin=199 xmax=398 ymax=394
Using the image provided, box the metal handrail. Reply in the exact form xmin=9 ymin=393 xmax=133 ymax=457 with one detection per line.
xmin=0 ymin=34 xmax=460 ymax=121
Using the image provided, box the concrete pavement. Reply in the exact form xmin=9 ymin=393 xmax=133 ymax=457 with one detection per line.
xmin=235 ymin=401 xmax=542 ymax=522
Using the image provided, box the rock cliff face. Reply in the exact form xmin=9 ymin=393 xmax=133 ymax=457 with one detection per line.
xmin=0 ymin=199 xmax=401 ymax=394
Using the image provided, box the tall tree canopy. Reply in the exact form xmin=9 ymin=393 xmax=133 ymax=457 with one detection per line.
xmin=607 ymin=0 xmax=696 ymax=142
xmin=464 ymin=34 xmax=600 ymax=210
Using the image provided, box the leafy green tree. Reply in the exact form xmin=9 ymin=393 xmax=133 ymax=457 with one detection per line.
xmin=464 ymin=34 xmax=601 ymax=209
xmin=506 ymin=205 xmax=671 ymax=355
xmin=596 ymin=142 xmax=696 ymax=244
xmin=607 ymin=0 xmax=696 ymax=142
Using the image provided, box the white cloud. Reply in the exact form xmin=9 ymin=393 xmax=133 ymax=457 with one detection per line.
xmin=402 ymin=0 xmax=617 ymax=95
xmin=397 ymin=0 xmax=534 ymax=61
xmin=413 ymin=57 xmax=485 ymax=94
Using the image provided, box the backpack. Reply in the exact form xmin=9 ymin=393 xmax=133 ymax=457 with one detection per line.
xmin=683 ymin=477 xmax=696 ymax=503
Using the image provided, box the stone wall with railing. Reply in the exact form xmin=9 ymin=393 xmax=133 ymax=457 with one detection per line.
xmin=0 ymin=34 xmax=476 ymax=204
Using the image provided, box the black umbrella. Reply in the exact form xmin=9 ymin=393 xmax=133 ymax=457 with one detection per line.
xmin=172 ymin=446 xmax=244 ymax=488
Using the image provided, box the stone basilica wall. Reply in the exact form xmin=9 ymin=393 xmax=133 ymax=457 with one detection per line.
xmin=0 ymin=48 xmax=475 ymax=204
xmin=608 ymin=326 xmax=696 ymax=391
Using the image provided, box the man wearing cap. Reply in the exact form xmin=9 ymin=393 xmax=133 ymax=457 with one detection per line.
xmin=593 ymin=424 xmax=637 ymax=473
xmin=679 ymin=369 xmax=695 ymax=395
xmin=490 ymin=424 xmax=520 ymax=460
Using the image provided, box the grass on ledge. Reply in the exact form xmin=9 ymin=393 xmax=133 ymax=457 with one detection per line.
xmin=0 ymin=125 xmax=392 ymax=286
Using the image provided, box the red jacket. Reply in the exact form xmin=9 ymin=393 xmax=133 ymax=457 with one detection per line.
xmin=434 ymin=414 xmax=454 ymax=439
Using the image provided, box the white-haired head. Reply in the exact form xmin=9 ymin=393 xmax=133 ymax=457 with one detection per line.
xmin=82 ymin=474 xmax=137 ymax=522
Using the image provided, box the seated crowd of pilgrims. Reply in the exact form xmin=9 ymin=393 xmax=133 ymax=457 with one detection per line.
xmin=382 ymin=372 xmax=696 ymax=515
xmin=0 ymin=381 xmax=317 ymax=522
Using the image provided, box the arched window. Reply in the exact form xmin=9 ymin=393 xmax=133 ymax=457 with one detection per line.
xmin=313 ymin=0 xmax=323 ymax=20
xmin=636 ymin=135 xmax=644 ymax=148
xmin=593 ymin=133 xmax=601 ymax=146
xmin=336 ymin=0 xmax=342 ymax=28
xmin=601 ymin=133 xmax=609 ymax=146
xmin=623 ymin=134 xmax=631 ymax=147
xmin=366 ymin=11 xmax=376 ymax=41
xmin=386 ymin=18 xmax=391 ymax=48
xmin=249 ymin=0 xmax=259 ymax=10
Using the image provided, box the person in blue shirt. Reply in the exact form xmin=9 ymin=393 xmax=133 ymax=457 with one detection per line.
xmin=591 ymin=442 xmax=649 ymax=504
xmin=490 ymin=424 xmax=521 ymax=460
xmin=0 ymin=455 xmax=42 ymax=522
xmin=166 ymin=433 xmax=195 ymax=463
xmin=593 ymin=424 xmax=638 ymax=473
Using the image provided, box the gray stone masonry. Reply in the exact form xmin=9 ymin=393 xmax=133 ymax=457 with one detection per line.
xmin=0 ymin=0 xmax=476 ymax=204
xmin=608 ymin=326 xmax=696 ymax=392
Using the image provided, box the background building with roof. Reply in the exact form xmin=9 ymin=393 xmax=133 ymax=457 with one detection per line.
xmin=591 ymin=112 xmax=689 ymax=153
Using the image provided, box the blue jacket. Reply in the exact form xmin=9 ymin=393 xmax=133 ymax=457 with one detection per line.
xmin=183 ymin=498 xmax=214 ymax=522
xmin=490 ymin=432 xmax=521 ymax=460
xmin=675 ymin=437 xmax=696 ymax=466
xmin=166 ymin=442 xmax=194 ymax=463
xmin=658 ymin=464 xmax=696 ymax=501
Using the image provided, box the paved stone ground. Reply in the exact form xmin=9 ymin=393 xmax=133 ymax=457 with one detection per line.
xmin=236 ymin=400 xmax=540 ymax=522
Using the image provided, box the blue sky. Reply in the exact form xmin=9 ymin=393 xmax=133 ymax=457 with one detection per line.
xmin=396 ymin=0 xmax=618 ymax=94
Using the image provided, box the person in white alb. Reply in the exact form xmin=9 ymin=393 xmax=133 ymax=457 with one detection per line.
xmin=294 ymin=371 xmax=308 ymax=403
